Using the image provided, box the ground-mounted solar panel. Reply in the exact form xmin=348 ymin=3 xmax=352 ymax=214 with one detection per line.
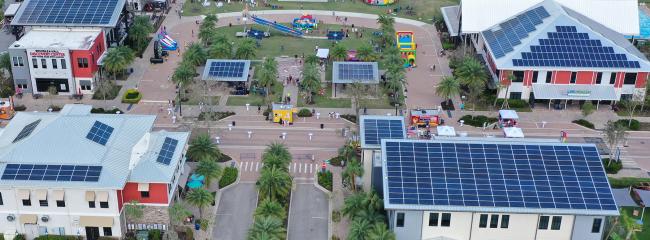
xmin=13 ymin=0 xmax=122 ymax=27
xmin=383 ymin=140 xmax=618 ymax=214
xmin=13 ymin=119 xmax=41 ymax=143
xmin=482 ymin=6 xmax=550 ymax=58
xmin=360 ymin=116 xmax=405 ymax=148
xmin=86 ymin=121 xmax=114 ymax=145
xmin=1 ymin=164 xmax=102 ymax=182
xmin=156 ymin=137 xmax=179 ymax=165
xmin=332 ymin=62 xmax=379 ymax=84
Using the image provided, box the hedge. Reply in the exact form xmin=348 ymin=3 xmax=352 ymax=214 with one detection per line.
xmin=341 ymin=114 xmax=357 ymax=123
xmin=317 ymin=170 xmax=333 ymax=191
xmin=602 ymin=158 xmax=622 ymax=174
xmin=91 ymin=108 xmax=123 ymax=114
xmin=121 ymin=89 xmax=142 ymax=104
xmin=615 ymin=119 xmax=640 ymax=131
xmin=14 ymin=105 xmax=26 ymax=111
xmin=34 ymin=236 xmax=78 ymax=240
xmin=219 ymin=167 xmax=238 ymax=188
xmin=198 ymin=111 xmax=235 ymax=121
xmin=459 ymin=115 xmax=498 ymax=127
xmin=572 ymin=119 xmax=595 ymax=129
xmin=494 ymin=99 xmax=529 ymax=108
xmin=297 ymin=108 xmax=313 ymax=117
xmin=608 ymin=177 xmax=650 ymax=188
xmin=149 ymin=229 xmax=162 ymax=240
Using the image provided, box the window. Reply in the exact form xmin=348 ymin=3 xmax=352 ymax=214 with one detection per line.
xmin=56 ymin=200 xmax=65 ymax=207
xmin=80 ymin=80 xmax=92 ymax=91
xmin=624 ymin=73 xmax=637 ymax=85
xmin=551 ymin=216 xmax=562 ymax=230
xmin=88 ymin=201 xmax=96 ymax=208
xmin=610 ymin=73 xmax=617 ymax=84
xmin=538 ymin=216 xmax=550 ymax=229
xmin=396 ymin=212 xmax=405 ymax=227
xmin=479 ymin=214 xmax=488 ymax=228
xmin=23 ymin=198 xmax=31 ymax=206
xmin=12 ymin=57 xmax=24 ymax=66
xmin=18 ymin=57 xmax=24 ymax=66
xmin=509 ymin=92 xmax=522 ymax=100
xmin=501 ymin=215 xmax=510 ymax=228
xmin=512 ymin=71 xmax=524 ymax=82
xmin=100 ymin=201 xmax=109 ymax=208
xmin=570 ymin=72 xmax=577 ymax=84
xmin=52 ymin=59 xmax=58 ymax=69
xmin=592 ymin=218 xmax=602 ymax=233
xmin=532 ymin=71 xmax=539 ymax=83
xmin=32 ymin=58 xmax=38 ymax=68
xmin=41 ymin=59 xmax=47 ymax=69
xmin=490 ymin=214 xmax=499 ymax=228
xmin=441 ymin=213 xmax=451 ymax=227
xmin=17 ymin=83 xmax=27 ymax=89
xmin=39 ymin=199 xmax=48 ymax=207
xmin=546 ymin=72 xmax=553 ymax=83
xmin=140 ymin=191 xmax=150 ymax=198
xmin=428 ymin=213 xmax=439 ymax=226
xmin=61 ymin=59 xmax=67 ymax=69
xmin=0 ymin=192 xmax=3 ymax=205
xmin=77 ymin=58 xmax=89 ymax=68
xmin=596 ymin=72 xmax=603 ymax=84
xmin=103 ymin=227 xmax=112 ymax=236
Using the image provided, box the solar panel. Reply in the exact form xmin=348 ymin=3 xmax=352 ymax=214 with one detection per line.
xmin=13 ymin=119 xmax=41 ymax=143
xmin=338 ymin=63 xmax=375 ymax=81
xmin=86 ymin=121 xmax=114 ymax=145
xmin=15 ymin=0 xmax=120 ymax=26
xmin=1 ymin=164 xmax=102 ymax=182
xmin=384 ymin=141 xmax=617 ymax=212
xmin=209 ymin=61 xmax=245 ymax=78
xmin=362 ymin=119 xmax=404 ymax=146
xmin=156 ymin=137 xmax=179 ymax=165
xmin=483 ymin=6 xmax=550 ymax=58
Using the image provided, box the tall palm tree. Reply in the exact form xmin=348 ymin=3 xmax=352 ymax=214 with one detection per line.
xmin=331 ymin=44 xmax=348 ymax=61
xmin=235 ymin=38 xmax=257 ymax=59
xmin=304 ymin=54 xmax=319 ymax=65
xmin=363 ymin=190 xmax=383 ymax=212
xmin=204 ymin=14 xmax=218 ymax=24
xmin=187 ymin=133 xmax=222 ymax=161
xmin=342 ymin=159 xmax=364 ymax=192
xmin=301 ymin=63 xmax=321 ymax=104
xmin=172 ymin=61 xmax=196 ymax=106
xmin=103 ymin=46 xmax=135 ymax=81
xmin=262 ymin=57 xmax=278 ymax=75
xmin=356 ymin=44 xmax=374 ymax=62
xmin=258 ymin=58 xmax=278 ymax=106
xmin=199 ymin=24 xmax=216 ymax=46
xmin=247 ymin=216 xmax=285 ymax=240
xmin=354 ymin=208 xmax=385 ymax=223
xmin=367 ymin=223 xmax=395 ymax=240
xmin=385 ymin=70 xmax=405 ymax=98
xmin=435 ymin=76 xmax=460 ymax=101
xmin=209 ymin=41 xmax=234 ymax=59
xmin=254 ymin=199 xmax=286 ymax=220
xmin=128 ymin=16 xmax=154 ymax=53
xmin=168 ymin=201 xmax=192 ymax=227
xmin=0 ymin=53 xmax=13 ymax=80
xmin=262 ymin=143 xmax=291 ymax=163
xmin=456 ymin=57 xmax=488 ymax=110
xmin=382 ymin=48 xmax=403 ymax=68
xmin=338 ymin=141 xmax=356 ymax=163
xmin=348 ymin=219 xmax=372 ymax=240
xmin=195 ymin=157 xmax=223 ymax=187
xmin=183 ymin=43 xmax=207 ymax=66
xmin=185 ymin=188 xmax=214 ymax=219
xmin=377 ymin=14 xmax=395 ymax=32
xmin=342 ymin=192 xmax=366 ymax=219
xmin=261 ymin=154 xmax=290 ymax=172
xmin=257 ymin=166 xmax=292 ymax=201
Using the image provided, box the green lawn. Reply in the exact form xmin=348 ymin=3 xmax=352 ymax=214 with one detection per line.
xmin=298 ymin=85 xmax=351 ymax=108
xmin=226 ymin=84 xmax=283 ymax=106
xmin=183 ymin=0 xmax=459 ymax=21
xmin=619 ymin=207 xmax=650 ymax=240
xmin=183 ymin=96 xmax=221 ymax=105
xmin=360 ymin=95 xmax=394 ymax=109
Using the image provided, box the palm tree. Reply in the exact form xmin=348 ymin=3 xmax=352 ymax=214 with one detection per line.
xmin=257 ymin=166 xmax=292 ymax=201
xmin=185 ymin=188 xmax=214 ymax=219
xmin=248 ymin=216 xmax=285 ymax=240
xmin=262 ymin=57 xmax=278 ymax=75
xmin=262 ymin=143 xmax=291 ymax=164
xmin=183 ymin=43 xmax=207 ymax=66
xmin=331 ymin=44 xmax=348 ymax=61
xmin=301 ymin=63 xmax=321 ymax=104
xmin=103 ymin=46 xmax=135 ymax=81
xmin=195 ymin=157 xmax=223 ymax=187
xmin=261 ymin=154 xmax=290 ymax=172
xmin=354 ymin=208 xmax=385 ymax=223
xmin=204 ymin=14 xmax=218 ymax=24
xmin=385 ymin=69 xmax=406 ymax=98
xmin=128 ymin=16 xmax=154 ymax=53
xmin=0 ymin=53 xmax=12 ymax=80
xmin=199 ymin=24 xmax=216 ymax=46
xmin=235 ymin=38 xmax=257 ymax=59
xmin=187 ymin=133 xmax=222 ymax=161
xmin=254 ymin=199 xmax=286 ymax=220
xmin=342 ymin=192 xmax=366 ymax=219
xmin=377 ymin=14 xmax=395 ymax=32
xmin=368 ymin=223 xmax=395 ymax=240
xmin=209 ymin=41 xmax=234 ymax=59
xmin=342 ymin=159 xmax=364 ymax=192
xmin=258 ymin=58 xmax=278 ymax=106
xmin=172 ymin=61 xmax=196 ymax=108
xmin=338 ymin=141 xmax=356 ymax=163
xmin=381 ymin=49 xmax=403 ymax=68
xmin=356 ymin=44 xmax=374 ymax=62
xmin=456 ymin=57 xmax=488 ymax=110
xmin=169 ymin=201 xmax=192 ymax=227
xmin=348 ymin=219 xmax=372 ymax=240
xmin=304 ymin=54 xmax=319 ymax=65
xmin=435 ymin=76 xmax=460 ymax=101
xmin=363 ymin=190 xmax=383 ymax=212
xmin=248 ymin=232 xmax=275 ymax=240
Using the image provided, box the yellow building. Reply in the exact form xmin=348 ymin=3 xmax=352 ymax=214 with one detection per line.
xmin=272 ymin=103 xmax=296 ymax=124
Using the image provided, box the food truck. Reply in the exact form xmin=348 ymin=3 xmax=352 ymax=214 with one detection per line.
xmin=498 ymin=110 xmax=519 ymax=128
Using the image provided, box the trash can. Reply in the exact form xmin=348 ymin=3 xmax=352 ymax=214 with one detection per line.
xmin=232 ymin=121 xmax=236 ymax=127
xmin=320 ymin=123 xmax=324 ymax=129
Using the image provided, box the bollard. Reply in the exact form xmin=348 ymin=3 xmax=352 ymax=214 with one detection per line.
xmin=246 ymin=103 xmax=250 ymax=111
xmin=282 ymin=132 xmax=287 ymax=139
xmin=316 ymin=112 xmax=321 ymax=119
xmin=228 ymin=124 xmax=233 ymax=131
xmin=308 ymin=132 xmax=313 ymax=141
xmin=459 ymin=120 xmax=465 ymax=127
xmin=247 ymin=131 xmax=252 ymax=139
xmin=320 ymin=123 xmax=324 ymax=129
xmin=232 ymin=121 xmax=236 ymax=127
xmin=215 ymin=136 xmax=220 ymax=144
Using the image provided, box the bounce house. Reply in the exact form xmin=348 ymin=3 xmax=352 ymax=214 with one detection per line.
xmin=365 ymin=0 xmax=396 ymax=5
xmin=396 ymin=31 xmax=416 ymax=67
xmin=158 ymin=30 xmax=177 ymax=51
xmin=293 ymin=14 xmax=318 ymax=31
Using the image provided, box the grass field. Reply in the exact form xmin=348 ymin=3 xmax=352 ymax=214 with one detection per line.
xmin=360 ymin=95 xmax=394 ymax=109
xmin=183 ymin=0 xmax=459 ymax=21
xmin=618 ymin=207 xmax=650 ymax=240
xmin=226 ymin=83 xmax=283 ymax=106
xmin=298 ymin=85 xmax=351 ymax=108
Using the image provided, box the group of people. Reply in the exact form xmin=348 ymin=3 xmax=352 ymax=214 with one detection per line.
xmin=285 ymin=75 xmax=300 ymax=86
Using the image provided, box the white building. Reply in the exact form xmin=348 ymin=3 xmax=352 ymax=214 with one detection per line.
xmin=358 ymin=115 xmax=406 ymax=193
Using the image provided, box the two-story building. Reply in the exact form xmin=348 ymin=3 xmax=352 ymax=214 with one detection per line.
xmin=358 ymin=115 xmax=406 ymax=194
xmin=0 ymin=104 xmax=189 ymax=239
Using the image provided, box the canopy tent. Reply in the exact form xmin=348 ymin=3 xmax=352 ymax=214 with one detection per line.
xmin=436 ymin=126 xmax=456 ymax=137
xmin=498 ymin=110 xmax=519 ymax=119
xmin=612 ymin=188 xmax=639 ymax=207
xmin=503 ymin=127 xmax=524 ymax=138
xmin=316 ymin=48 xmax=329 ymax=59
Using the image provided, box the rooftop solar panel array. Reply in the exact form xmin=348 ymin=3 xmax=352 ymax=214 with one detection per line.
xmin=13 ymin=119 xmax=41 ymax=143
xmin=483 ymin=6 xmax=551 ymax=58
xmin=1 ymin=164 xmax=102 ymax=182
xmin=383 ymin=141 xmax=617 ymax=213
xmin=86 ymin=121 xmax=114 ymax=145
xmin=203 ymin=60 xmax=250 ymax=81
xmin=15 ymin=0 xmax=121 ymax=26
xmin=361 ymin=118 xmax=404 ymax=147
xmin=512 ymin=25 xmax=641 ymax=68
xmin=333 ymin=62 xmax=379 ymax=84
xmin=156 ymin=137 xmax=179 ymax=165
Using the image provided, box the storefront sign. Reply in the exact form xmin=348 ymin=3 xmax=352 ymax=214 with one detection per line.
xmin=29 ymin=50 xmax=65 ymax=58
xmin=566 ymin=90 xmax=591 ymax=97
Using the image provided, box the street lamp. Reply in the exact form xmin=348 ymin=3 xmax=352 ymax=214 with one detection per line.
xmin=394 ymin=103 xmax=400 ymax=116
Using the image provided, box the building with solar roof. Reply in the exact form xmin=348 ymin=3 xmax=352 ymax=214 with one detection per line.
xmin=442 ymin=0 xmax=649 ymax=106
xmin=0 ymin=104 xmax=189 ymax=239
xmin=332 ymin=61 xmax=380 ymax=97
xmin=359 ymin=115 xmax=406 ymax=193
xmin=381 ymin=138 xmax=618 ymax=240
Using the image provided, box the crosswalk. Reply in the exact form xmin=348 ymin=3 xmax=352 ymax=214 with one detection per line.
xmin=236 ymin=161 xmax=318 ymax=174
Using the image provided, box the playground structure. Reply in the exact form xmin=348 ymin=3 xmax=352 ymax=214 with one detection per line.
xmin=0 ymin=98 xmax=15 ymax=120
xmin=251 ymin=15 xmax=304 ymax=37
xmin=327 ymin=31 xmax=344 ymax=40
xmin=396 ymin=31 xmax=416 ymax=67
xmin=158 ymin=30 xmax=177 ymax=51
xmin=346 ymin=50 xmax=359 ymax=61
xmin=365 ymin=0 xmax=396 ymax=5
xmin=292 ymin=14 xmax=318 ymax=31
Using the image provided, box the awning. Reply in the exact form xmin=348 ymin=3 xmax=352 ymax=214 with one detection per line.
xmin=19 ymin=214 xmax=37 ymax=224
xmin=436 ymin=126 xmax=456 ymax=137
xmin=503 ymin=127 xmax=524 ymax=138
xmin=498 ymin=110 xmax=519 ymax=119
xmin=316 ymin=48 xmax=329 ymax=59
xmin=635 ymin=189 xmax=650 ymax=207
xmin=52 ymin=190 xmax=65 ymax=201
xmin=17 ymin=189 xmax=30 ymax=200
xmin=96 ymin=51 xmax=108 ymax=66
xmin=441 ymin=5 xmax=461 ymax=37
xmin=4 ymin=3 xmax=21 ymax=17
xmin=97 ymin=191 xmax=109 ymax=202
xmin=531 ymin=84 xmax=618 ymax=101
xmin=138 ymin=183 xmax=150 ymax=191
xmin=85 ymin=191 xmax=95 ymax=201
xmin=612 ymin=188 xmax=638 ymax=207
xmin=79 ymin=216 xmax=114 ymax=227
xmin=34 ymin=189 xmax=47 ymax=200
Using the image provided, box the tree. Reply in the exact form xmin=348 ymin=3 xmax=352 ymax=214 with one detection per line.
xmin=620 ymin=92 xmax=644 ymax=127
xmin=381 ymin=48 xmax=403 ymax=68
xmin=348 ymin=219 xmax=372 ymax=240
xmin=254 ymin=199 xmax=286 ymax=220
xmin=262 ymin=143 xmax=291 ymax=164
xmin=128 ymin=16 xmax=154 ymax=53
xmin=195 ymin=157 xmax=223 ymax=187
xmin=604 ymin=121 xmax=628 ymax=164
xmin=169 ymin=201 xmax=192 ymax=227
xmin=183 ymin=43 xmax=207 ymax=66
xmin=342 ymin=159 xmax=364 ymax=192
xmin=348 ymin=81 xmax=370 ymax=116
xmin=356 ymin=44 xmax=374 ymax=62
xmin=199 ymin=15 xmax=217 ymax=45
xmin=103 ymin=46 xmax=135 ymax=81
xmin=342 ymin=192 xmax=366 ymax=220
xmin=354 ymin=208 xmax=384 ymax=223
xmin=257 ymin=166 xmax=292 ymax=201
xmin=456 ymin=57 xmax=488 ymax=110
xmin=582 ymin=101 xmax=596 ymax=117
xmin=187 ymin=133 xmax=222 ymax=161
xmin=300 ymin=63 xmax=321 ymax=104
xmin=247 ymin=216 xmax=285 ymax=240
xmin=0 ymin=52 xmax=12 ymax=80
xmin=338 ymin=141 xmax=356 ymax=163
xmin=185 ymin=188 xmax=214 ymax=219
xmin=235 ymin=38 xmax=257 ymax=59
xmin=172 ymin=61 xmax=196 ymax=106
xmin=209 ymin=41 xmax=234 ymax=59
xmin=124 ymin=200 xmax=145 ymax=225
xmin=435 ymin=76 xmax=460 ymax=101
xmin=377 ymin=14 xmax=395 ymax=33
xmin=331 ymin=44 xmax=348 ymax=61
xmin=304 ymin=54 xmax=319 ymax=65
xmin=258 ymin=58 xmax=278 ymax=106
xmin=385 ymin=68 xmax=406 ymax=98
xmin=363 ymin=190 xmax=383 ymax=212
xmin=261 ymin=154 xmax=290 ymax=172
xmin=367 ymin=223 xmax=395 ymax=240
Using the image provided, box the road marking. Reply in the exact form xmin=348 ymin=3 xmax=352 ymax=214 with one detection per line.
xmin=299 ymin=164 xmax=302 ymax=173
xmin=239 ymin=161 xmax=243 ymax=170
xmin=312 ymin=216 xmax=328 ymax=219
xmin=309 ymin=164 xmax=313 ymax=174
xmin=255 ymin=162 xmax=260 ymax=171
xmin=244 ymin=162 xmax=249 ymax=171
xmin=293 ymin=163 xmax=297 ymax=172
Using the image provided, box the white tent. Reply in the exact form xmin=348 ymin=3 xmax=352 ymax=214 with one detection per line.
xmin=503 ymin=127 xmax=524 ymax=138
xmin=4 ymin=3 xmax=20 ymax=17
xmin=498 ymin=110 xmax=519 ymax=120
xmin=436 ymin=126 xmax=456 ymax=137
xmin=316 ymin=48 xmax=329 ymax=59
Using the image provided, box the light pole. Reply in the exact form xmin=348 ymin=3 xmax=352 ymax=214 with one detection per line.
xmin=395 ymin=103 xmax=400 ymax=116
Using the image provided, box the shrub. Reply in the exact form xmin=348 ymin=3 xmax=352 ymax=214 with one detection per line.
xmin=13 ymin=105 xmax=26 ymax=111
xmin=92 ymin=82 xmax=121 ymax=100
xmin=91 ymin=108 xmax=123 ymax=114
xmin=494 ymin=99 xmax=528 ymax=108
xmin=297 ymin=108 xmax=313 ymax=117
xmin=572 ymin=119 xmax=595 ymax=129
xmin=149 ymin=229 xmax=162 ymax=240
xmin=13 ymin=235 xmax=25 ymax=240
xmin=198 ymin=111 xmax=235 ymax=121
xmin=442 ymin=41 xmax=455 ymax=50
xmin=122 ymin=89 xmax=142 ymax=104
xmin=219 ymin=167 xmax=238 ymax=188
xmin=602 ymin=158 xmax=623 ymax=174
xmin=216 ymin=153 xmax=232 ymax=163
xmin=615 ymin=119 xmax=640 ymax=131
xmin=459 ymin=115 xmax=497 ymax=127
xmin=318 ymin=170 xmax=333 ymax=191
xmin=341 ymin=114 xmax=357 ymax=123
xmin=332 ymin=210 xmax=341 ymax=223
xmin=48 ymin=105 xmax=62 ymax=112
xmin=609 ymin=177 xmax=650 ymax=188
xmin=329 ymin=156 xmax=343 ymax=166
xmin=332 ymin=236 xmax=340 ymax=240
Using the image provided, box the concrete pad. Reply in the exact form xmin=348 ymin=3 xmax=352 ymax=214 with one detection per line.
xmin=213 ymin=183 xmax=258 ymax=240
xmin=287 ymin=183 xmax=329 ymax=240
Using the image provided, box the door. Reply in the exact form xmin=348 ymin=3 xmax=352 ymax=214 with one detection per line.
xmin=23 ymin=224 xmax=39 ymax=239
xmin=85 ymin=227 xmax=100 ymax=240
xmin=35 ymin=78 xmax=70 ymax=93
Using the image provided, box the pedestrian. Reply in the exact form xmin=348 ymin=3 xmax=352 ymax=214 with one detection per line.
xmin=229 ymin=23 xmax=232 ymax=27
xmin=191 ymin=29 xmax=194 ymax=37
xmin=167 ymin=107 xmax=172 ymax=115
xmin=172 ymin=114 xmax=177 ymax=124
xmin=258 ymin=105 xmax=261 ymax=114
xmin=460 ymin=102 xmax=465 ymax=111
xmin=344 ymin=17 xmax=348 ymax=22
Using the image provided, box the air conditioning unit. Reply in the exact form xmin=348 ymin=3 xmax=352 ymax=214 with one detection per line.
xmin=41 ymin=215 xmax=49 ymax=222
xmin=6 ymin=214 xmax=15 ymax=222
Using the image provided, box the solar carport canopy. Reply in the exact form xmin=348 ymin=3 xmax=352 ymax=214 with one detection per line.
xmin=332 ymin=62 xmax=379 ymax=84
xmin=202 ymin=59 xmax=251 ymax=82
xmin=382 ymin=139 xmax=619 ymax=216
xmin=11 ymin=0 xmax=126 ymax=27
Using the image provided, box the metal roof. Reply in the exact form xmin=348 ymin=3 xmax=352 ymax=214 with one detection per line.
xmin=612 ymin=188 xmax=639 ymax=207
xmin=9 ymin=28 xmax=102 ymax=50
xmin=441 ymin=6 xmax=461 ymax=37
xmin=129 ymin=131 xmax=189 ymax=183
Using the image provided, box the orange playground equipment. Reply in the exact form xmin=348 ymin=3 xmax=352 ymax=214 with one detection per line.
xmin=396 ymin=31 xmax=416 ymax=67
xmin=0 ymin=97 xmax=15 ymax=120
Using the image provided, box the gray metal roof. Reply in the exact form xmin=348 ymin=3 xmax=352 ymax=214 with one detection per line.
xmin=441 ymin=5 xmax=461 ymax=37
xmin=612 ymin=188 xmax=639 ymax=207
xmin=129 ymin=131 xmax=189 ymax=183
